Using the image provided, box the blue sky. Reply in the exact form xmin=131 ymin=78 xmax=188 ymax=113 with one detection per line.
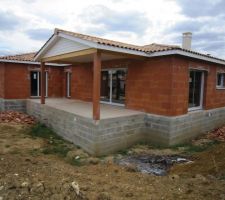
xmin=0 ymin=0 xmax=225 ymax=58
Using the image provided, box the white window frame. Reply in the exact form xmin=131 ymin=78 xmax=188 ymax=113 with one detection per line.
xmin=100 ymin=68 xmax=127 ymax=106
xmin=188 ymin=70 xmax=205 ymax=112
xmin=30 ymin=71 xmax=48 ymax=98
xmin=216 ymin=72 xmax=225 ymax=89
xmin=66 ymin=72 xmax=71 ymax=97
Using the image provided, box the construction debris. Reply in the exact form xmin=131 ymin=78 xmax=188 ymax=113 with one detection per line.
xmin=207 ymin=126 xmax=225 ymax=142
xmin=0 ymin=111 xmax=37 ymax=125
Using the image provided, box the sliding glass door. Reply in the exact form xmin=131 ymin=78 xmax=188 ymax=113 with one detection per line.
xmin=101 ymin=71 xmax=111 ymax=102
xmin=188 ymin=70 xmax=204 ymax=110
xmin=101 ymin=69 xmax=127 ymax=105
xmin=111 ymin=70 xmax=126 ymax=104
xmin=30 ymin=71 xmax=48 ymax=97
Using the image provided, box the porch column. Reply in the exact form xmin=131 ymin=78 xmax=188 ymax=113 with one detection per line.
xmin=40 ymin=62 xmax=46 ymax=104
xmin=93 ymin=51 xmax=101 ymax=120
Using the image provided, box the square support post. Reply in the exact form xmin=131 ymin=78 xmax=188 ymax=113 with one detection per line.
xmin=93 ymin=51 xmax=101 ymax=120
xmin=40 ymin=62 xmax=46 ymax=104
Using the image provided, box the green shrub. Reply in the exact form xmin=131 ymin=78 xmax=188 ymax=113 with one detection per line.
xmin=28 ymin=123 xmax=61 ymax=140
xmin=42 ymin=145 xmax=71 ymax=157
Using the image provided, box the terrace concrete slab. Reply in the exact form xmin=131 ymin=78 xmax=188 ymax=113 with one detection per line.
xmin=29 ymin=98 xmax=142 ymax=119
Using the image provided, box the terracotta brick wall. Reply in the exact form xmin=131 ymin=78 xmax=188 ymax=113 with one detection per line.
xmin=170 ymin=56 xmax=190 ymax=115
xmin=170 ymin=55 xmax=225 ymax=114
xmin=47 ymin=67 xmax=64 ymax=97
xmin=70 ymin=64 xmax=93 ymax=101
xmin=68 ymin=57 xmax=185 ymax=116
xmin=4 ymin=63 xmax=30 ymax=99
xmin=204 ymin=64 xmax=225 ymax=109
xmin=2 ymin=55 xmax=225 ymax=117
xmin=126 ymin=57 xmax=174 ymax=116
xmin=2 ymin=63 xmax=64 ymax=99
xmin=0 ymin=63 xmax=5 ymax=98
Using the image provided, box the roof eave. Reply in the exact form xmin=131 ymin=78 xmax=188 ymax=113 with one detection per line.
xmin=0 ymin=59 xmax=69 ymax=66
xmin=147 ymin=49 xmax=225 ymax=66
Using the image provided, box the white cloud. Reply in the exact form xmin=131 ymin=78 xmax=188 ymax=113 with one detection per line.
xmin=0 ymin=0 xmax=225 ymax=59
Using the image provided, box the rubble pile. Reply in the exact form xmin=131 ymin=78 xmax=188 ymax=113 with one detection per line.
xmin=0 ymin=111 xmax=37 ymax=125
xmin=207 ymin=126 xmax=225 ymax=142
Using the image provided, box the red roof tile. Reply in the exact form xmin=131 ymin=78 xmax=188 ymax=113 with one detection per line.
xmin=0 ymin=52 xmax=36 ymax=62
xmin=55 ymin=28 xmax=180 ymax=53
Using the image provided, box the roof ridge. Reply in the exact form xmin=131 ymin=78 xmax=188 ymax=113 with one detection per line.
xmin=55 ymin=28 xmax=143 ymax=48
xmin=142 ymin=43 xmax=180 ymax=48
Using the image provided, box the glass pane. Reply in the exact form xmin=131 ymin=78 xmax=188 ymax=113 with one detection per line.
xmin=30 ymin=72 xmax=38 ymax=96
xmin=66 ymin=72 xmax=71 ymax=97
xmin=111 ymin=69 xmax=127 ymax=104
xmin=189 ymin=71 xmax=202 ymax=108
xmin=100 ymin=71 xmax=110 ymax=102
xmin=39 ymin=72 xmax=41 ymax=96
xmin=217 ymin=74 xmax=222 ymax=86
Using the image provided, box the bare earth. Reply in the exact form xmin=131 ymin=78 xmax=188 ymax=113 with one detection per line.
xmin=0 ymin=123 xmax=225 ymax=200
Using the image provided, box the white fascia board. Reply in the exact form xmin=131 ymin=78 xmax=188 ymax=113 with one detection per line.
xmin=59 ymin=32 xmax=148 ymax=57
xmin=0 ymin=59 xmax=69 ymax=66
xmin=34 ymin=35 xmax=58 ymax=61
xmin=147 ymin=49 xmax=225 ymax=65
xmin=96 ymin=43 xmax=147 ymax=57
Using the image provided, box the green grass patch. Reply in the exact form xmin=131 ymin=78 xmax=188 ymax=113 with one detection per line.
xmin=117 ymin=149 xmax=129 ymax=155
xmin=28 ymin=123 xmax=73 ymax=157
xmin=133 ymin=138 xmax=221 ymax=155
xmin=171 ymin=140 xmax=220 ymax=154
xmin=42 ymin=145 xmax=72 ymax=157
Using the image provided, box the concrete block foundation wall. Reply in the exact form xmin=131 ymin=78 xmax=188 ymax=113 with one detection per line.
xmin=25 ymin=100 xmax=225 ymax=155
xmin=0 ymin=99 xmax=26 ymax=112
xmin=26 ymin=100 xmax=146 ymax=155
xmin=96 ymin=115 xmax=146 ymax=155
xmin=144 ymin=108 xmax=225 ymax=145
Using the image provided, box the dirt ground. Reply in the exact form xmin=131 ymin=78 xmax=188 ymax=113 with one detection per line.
xmin=0 ymin=123 xmax=225 ymax=200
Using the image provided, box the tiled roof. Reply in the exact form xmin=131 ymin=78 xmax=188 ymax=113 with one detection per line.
xmin=55 ymin=28 xmax=180 ymax=53
xmin=0 ymin=52 xmax=36 ymax=62
xmin=55 ymin=29 xmax=225 ymax=63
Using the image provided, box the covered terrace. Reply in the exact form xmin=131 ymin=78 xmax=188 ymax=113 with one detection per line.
xmin=34 ymin=28 xmax=147 ymax=120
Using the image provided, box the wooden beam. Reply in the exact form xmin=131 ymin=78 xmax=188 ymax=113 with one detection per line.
xmin=42 ymin=48 xmax=97 ymax=62
xmin=99 ymin=49 xmax=146 ymax=60
xmin=93 ymin=51 xmax=101 ymax=120
xmin=40 ymin=62 xmax=46 ymax=104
